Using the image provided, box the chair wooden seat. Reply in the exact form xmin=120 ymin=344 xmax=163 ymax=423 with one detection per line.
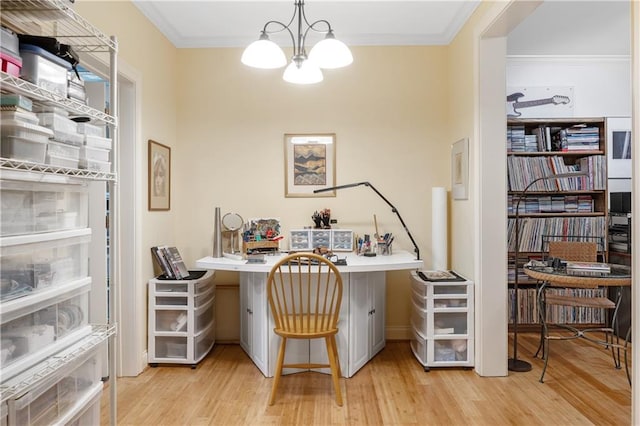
xmin=267 ymin=252 xmax=344 ymax=406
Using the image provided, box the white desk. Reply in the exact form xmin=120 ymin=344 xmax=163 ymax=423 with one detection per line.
xmin=196 ymin=251 xmax=422 ymax=377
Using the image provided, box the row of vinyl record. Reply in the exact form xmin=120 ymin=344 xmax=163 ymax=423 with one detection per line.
xmin=507 ymin=155 xmax=606 ymax=192
xmin=507 ymin=216 xmax=607 ymax=253
xmin=508 ymin=194 xmax=594 ymax=214
xmin=508 ymin=287 xmax=608 ymax=324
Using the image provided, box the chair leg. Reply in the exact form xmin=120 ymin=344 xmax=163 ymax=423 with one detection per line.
xmin=269 ymin=337 xmax=287 ymax=406
xmin=539 ymin=322 xmax=550 ymax=383
xmin=325 ymin=336 xmax=343 ymax=406
xmin=331 ymin=335 xmax=342 ymax=378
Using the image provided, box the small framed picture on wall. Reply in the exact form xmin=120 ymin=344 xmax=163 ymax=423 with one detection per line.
xmin=148 ymin=140 xmax=171 ymax=211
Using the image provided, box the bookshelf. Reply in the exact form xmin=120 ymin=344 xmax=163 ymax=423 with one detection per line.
xmin=506 ymin=117 xmax=608 ymax=329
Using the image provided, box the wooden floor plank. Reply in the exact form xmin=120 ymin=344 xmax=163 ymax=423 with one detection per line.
xmin=101 ymin=333 xmax=631 ymax=425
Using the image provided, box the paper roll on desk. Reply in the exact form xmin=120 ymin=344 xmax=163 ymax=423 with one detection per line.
xmin=431 ymin=187 xmax=448 ymax=270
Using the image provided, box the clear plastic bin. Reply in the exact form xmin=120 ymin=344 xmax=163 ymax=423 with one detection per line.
xmin=80 ymin=145 xmax=110 ymax=162
xmin=19 ymin=44 xmax=71 ymax=98
xmin=76 ymin=122 xmax=104 ymax=137
xmin=9 ymin=337 xmax=101 ymax=425
xmin=84 ymin=134 xmax=112 ymax=150
xmin=0 ymin=135 xmax=47 ymax=163
xmin=0 ymin=180 xmax=88 ymax=237
xmin=47 ymin=140 xmax=80 ymax=160
xmin=37 ymin=112 xmax=83 ymax=145
xmin=0 ymin=230 xmax=91 ymax=301
xmin=0 ymin=110 xmax=39 ymax=125
xmin=46 ymin=153 xmax=80 ymax=169
xmin=1 ymin=284 xmax=90 ymax=371
xmin=78 ymin=158 xmax=110 ymax=172
xmin=0 ymin=120 xmax=53 ymax=143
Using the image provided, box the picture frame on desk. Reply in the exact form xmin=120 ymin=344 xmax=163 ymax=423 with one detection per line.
xmin=284 ymin=133 xmax=336 ymax=198
xmin=451 ymin=138 xmax=468 ymax=200
xmin=148 ymin=140 xmax=171 ymax=211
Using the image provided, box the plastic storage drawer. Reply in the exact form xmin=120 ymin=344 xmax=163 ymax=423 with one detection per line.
xmin=0 ymin=229 xmax=91 ymax=302
xmin=154 ymin=336 xmax=188 ymax=360
xmin=194 ymin=323 xmax=215 ymax=361
xmin=331 ymin=229 xmax=353 ymax=251
xmin=0 ymin=179 xmax=88 ymax=237
xmin=289 ymin=230 xmax=311 ymax=250
xmin=155 ymin=310 xmax=188 ymax=332
xmin=1 ymin=281 xmax=91 ymax=378
xmin=310 ymin=229 xmax=331 ymax=248
xmin=8 ymin=341 xmax=102 ymax=425
xmin=194 ymin=297 xmax=215 ymax=333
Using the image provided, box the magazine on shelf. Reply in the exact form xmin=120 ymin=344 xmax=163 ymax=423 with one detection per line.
xmin=164 ymin=246 xmax=190 ymax=279
xmin=151 ymin=246 xmax=174 ymax=279
xmin=565 ymin=261 xmax=611 ymax=272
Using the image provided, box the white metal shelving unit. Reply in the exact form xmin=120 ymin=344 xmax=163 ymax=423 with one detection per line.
xmin=0 ymin=1 xmax=119 ymax=424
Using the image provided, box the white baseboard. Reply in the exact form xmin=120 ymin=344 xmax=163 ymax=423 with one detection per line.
xmin=386 ymin=325 xmax=411 ymax=341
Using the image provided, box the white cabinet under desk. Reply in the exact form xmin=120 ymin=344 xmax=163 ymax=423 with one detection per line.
xmin=197 ymin=251 xmax=422 ymax=378
xmin=147 ymin=270 xmax=216 ymax=368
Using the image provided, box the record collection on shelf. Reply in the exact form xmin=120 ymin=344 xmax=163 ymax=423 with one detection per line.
xmin=506 ymin=117 xmax=608 ymax=329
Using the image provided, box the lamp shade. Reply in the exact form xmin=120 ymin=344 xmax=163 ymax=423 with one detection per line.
xmin=283 ymin=60 xmax=323 ymax=84
xmin=308 ymin=34 xmax=353 ymax=69
xmin=241 ymin=37 xmax=287 ymax=69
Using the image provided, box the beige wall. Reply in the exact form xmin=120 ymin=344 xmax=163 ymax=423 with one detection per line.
xmin=72 ymin=0 xmax=491 ymax=368
xmin=174 ymin=45 xmax=452 ymax=337
xmin=76 ymin=0 xmax=179 ymax=277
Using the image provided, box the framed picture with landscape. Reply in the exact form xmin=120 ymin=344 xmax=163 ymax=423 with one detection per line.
xmin=148 ymin=139 xmax=171 ymax=211
xmin=284 ymin=133 xmax=336 ymax=197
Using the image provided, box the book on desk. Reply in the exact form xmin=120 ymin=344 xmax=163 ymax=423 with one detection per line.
xmin=565 ymin=261 xmax=611 ymax=272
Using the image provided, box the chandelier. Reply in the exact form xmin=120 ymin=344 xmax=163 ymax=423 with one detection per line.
xmin=241 ymin=0 xmax=353 ymax=85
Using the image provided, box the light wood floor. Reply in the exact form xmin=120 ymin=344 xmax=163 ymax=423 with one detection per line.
xmin=101 ymin=332 xmax=631 ymax=425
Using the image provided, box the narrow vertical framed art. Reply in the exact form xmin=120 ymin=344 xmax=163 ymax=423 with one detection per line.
xmin=148 ymin=140 xmax=171 ymax=211
xmin=284 ymin=133 xmax=336 ymax=197
xmin=451 ymin=138 xmax=469 ymax=200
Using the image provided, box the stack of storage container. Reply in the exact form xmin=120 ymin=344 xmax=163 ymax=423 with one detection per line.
xmin=35 ymin=106 xmax=84 ymax=168
xmin=0 ymin=96 xmax=53 ymax=164
xmin=77 ymin=122 xmax=112 ymax=172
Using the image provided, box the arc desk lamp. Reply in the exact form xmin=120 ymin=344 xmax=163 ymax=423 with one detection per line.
xmin=314 ymin=181 xmax=420 ymax=260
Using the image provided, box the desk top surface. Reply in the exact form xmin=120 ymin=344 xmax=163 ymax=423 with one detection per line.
xmin=524 ymin=264 xmax=631 ymax=287
xmin=196 ymin=250 xmax=423 ymax=273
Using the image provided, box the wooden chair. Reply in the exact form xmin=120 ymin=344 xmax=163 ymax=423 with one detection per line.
xmin=536 ymin=237 xmax=628 ymax=383
xmin=267 ymin=252 xmax=343 ymax=405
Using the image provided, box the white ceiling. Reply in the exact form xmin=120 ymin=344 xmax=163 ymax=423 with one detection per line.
xmin=132 ymin=1 xmax=481 ymax=48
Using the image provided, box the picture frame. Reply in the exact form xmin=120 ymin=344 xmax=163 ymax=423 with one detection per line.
xmin=606 ymin=117 xmax=631 ymax=179
xmin=451 ymin=138 xmax=469 ymax=200
xmin=284 ymin=133 xmax=336 ymax=197
xmin=148 ymin=139 xmax=171 ymax=211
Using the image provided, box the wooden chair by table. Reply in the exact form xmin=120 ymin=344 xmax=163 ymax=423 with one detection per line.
xmin=267 ymin=252 xmax=343 ymax=406
xmin=536 ymin=237 xmax=627 ymax=383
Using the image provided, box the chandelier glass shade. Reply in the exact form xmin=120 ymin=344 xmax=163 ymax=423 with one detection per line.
xmin=241 ymin=1 xmax=353 ymax=84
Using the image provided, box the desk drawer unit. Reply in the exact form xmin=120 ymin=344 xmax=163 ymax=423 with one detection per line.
xmin=410 ymin=271 xmax=474 ymax=369
xmin=148 ymin=270 xmax=216 ymax=367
